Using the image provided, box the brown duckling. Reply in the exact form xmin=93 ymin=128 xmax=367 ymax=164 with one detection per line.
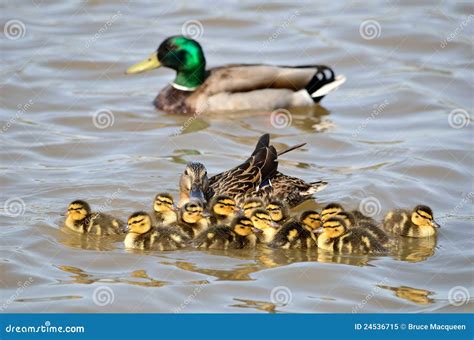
xmin=268 ymin=220 xmax=317 ymax=249
xmin=124 ymin=212 xmax=189 ymax=250
xmin=300 ymin=210 xmax=322 ymax=231
xmin=265 ymin=199 xmax=290 ymax=224
xmin=209 ymin=195 xmax=240 ymax=226
xmin=250 ymin=209 xmax=280 ymax=244
xmin=175 ymin=200 xmax=210 ymax=238
xmin=383 ymin=205 xmax=439 ymax=238
xmin=316 ymin=217 xmax=386 ymax=254
xmin=242 ymin=198 xmax=266 ymax=218
xmin=153 ymin=192 xmax=178 ymax=226
xmin=193 ymin=215 xmax=260 ymax=249
xmin=64 ymin=200 xmax=126 ymax=236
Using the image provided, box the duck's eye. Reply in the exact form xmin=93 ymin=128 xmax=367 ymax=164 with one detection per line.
xmin=184 ymin=169 xmax=190 ymax=176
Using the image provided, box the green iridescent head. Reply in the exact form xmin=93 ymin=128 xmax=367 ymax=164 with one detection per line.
xmin=126 ymin=36 xmax=206 ymax=89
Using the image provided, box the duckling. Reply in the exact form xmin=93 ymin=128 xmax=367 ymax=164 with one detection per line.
xmin=64 ymin=200 xmax=126 ymax=235
xmin=268 ymin=220 xmax=317 ymax=249
xmin=336 ymin=211 xmax=391 ymax=246
xmin=209 ymin=195 xmax=240 ymax=226
xmin=175 ymin=200 xmax=210 ymax=238
xmin=383 ymin=205 xmax=439 ymax=238
xmin=124 ymin=212 xmax=189 ymax=250
xmin=321 ymin=203 xmax=344 ymax=222
xmin=193 ymin=215 xmax=260 ymax=249
xmin=317 ymin=217 xmax=386 ymax=254
xmin=300 ymin=210 xmax=322 ymax=231
xmin=266 ymin=199 xmax=290 ymax=224
xmin=242 ymin=198 xmax=266 ymax=218
xmin=250 ymin=209 xmax=280 ymax=244
xmin=153 ymin=192 xmax=178 ymax=225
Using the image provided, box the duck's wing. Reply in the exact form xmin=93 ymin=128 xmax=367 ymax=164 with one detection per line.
xmin=271 ymin=172 xmax=327 ymax=208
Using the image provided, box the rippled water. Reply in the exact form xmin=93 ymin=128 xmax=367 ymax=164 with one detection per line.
xmin=1 ymin=1 xmax=473 ymax=313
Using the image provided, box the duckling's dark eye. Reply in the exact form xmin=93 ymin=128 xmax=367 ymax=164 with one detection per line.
xmin=184 ymin=169 xmax=190 ymax=176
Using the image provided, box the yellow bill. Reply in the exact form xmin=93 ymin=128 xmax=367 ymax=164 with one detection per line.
xmin=126 ymin=53 xmax=161 ymax=74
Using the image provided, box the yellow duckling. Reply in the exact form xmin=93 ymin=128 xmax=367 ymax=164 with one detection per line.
xmin=320 ymin=202 xmax=344 ymax=222
xmin=242 ymin=198 xmax=266 ymax=218
xmin=64 ymin=200 xmax=126 ymax=235
xmin=268 ymin=211 xmax=321 ymax=249
xmin=250 ymin=209 xmax=280 ymax=244
xmin=176 ymin=200 xmax=210 ymax=238
xmin=383 ymin=205 xmax=439 ymax=238
xmin=193 ymin=215 xmax=260 ymax=249
xmin=153 ymin=192 xmax=178 ymax=225
xmin=316 ymin=217 xmax=386 ymax=254
xmin=300 ymin=210 xmax=322 ymax=231
xmin=124 ymin=212 xmax=189 ymax=250
xmin=265 ymin=199 xmax=290 ymax=224
xmin=209 ymin=195 xmax=240 ymax=226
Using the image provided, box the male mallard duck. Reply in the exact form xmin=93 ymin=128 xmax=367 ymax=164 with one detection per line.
xmin=242 ymin=198 xmax=266 ymax=218
xmin=124 ymin=212 xmax=189 ymax=250
xmin=266 ymin=199 xmax=290 ymax=224
xmin=126 ymin=36 xmax=346 ymax=114
xmin=316 ymin=217 xmax=386 ymax=254
xmin=383 ymin=205 xmax=439 ymax=238
xmin=209 ymin=195 xmax=240 ymax=226
xmin=268 ymin=220 xmax=317 ymax=249
xmin=178 ymin=134 xmax=327 ymax=207
xmin=193 ymin=215 xmax=260 ymax=249
xmin=64 ymin=200 xmax=126 ymax=235
xmin=153 ymin=192 xmax=178 ymax=225
xmin=250 ymin=209 xmax=280 ymax=244
xmin=175 ymin=200 xmax=210 ymax=238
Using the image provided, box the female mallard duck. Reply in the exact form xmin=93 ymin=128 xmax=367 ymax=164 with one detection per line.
xmin=174 ymin=200 xmax=210 ymax=238
xmin=124 ymin=212 xmax=189 ymax=250
xmin=64 ymin=200 xmax=126 ymax=235
xmin=266 ymin=199 xmax=290 ymax=224
xmin=242 ymin=198 xmax=266 ymax=218
xmin=250 ymin=209 xmax=280 ymax=244
xmin=126 ymin=36 xmax=346 ymax=114
xmin=209 ymin=195 xmax=240 ymax=226
xmin=178 ymin=133 xmax=327 ymax=208
xmin=383 ymin=205 xmax=439 ymax=238
xmin=316 ymin=217 xmax=386 ymax=254
xmin=153 ymin=192 xmax=178 ymax=225
xmin=193 ymin=215 xmax=260 ymax=249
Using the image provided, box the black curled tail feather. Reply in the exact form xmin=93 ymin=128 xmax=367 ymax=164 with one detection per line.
xmin=304 ymin=65 xmax=335 ymax=102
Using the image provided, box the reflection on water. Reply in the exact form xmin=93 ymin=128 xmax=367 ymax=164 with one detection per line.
xmin=232 ymin=298 xmax=278 ymax=313
xmin=379 ymin=285 xmax=435 ymax=305
xmin=392 ymin=237 xmax=437 ymax=263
